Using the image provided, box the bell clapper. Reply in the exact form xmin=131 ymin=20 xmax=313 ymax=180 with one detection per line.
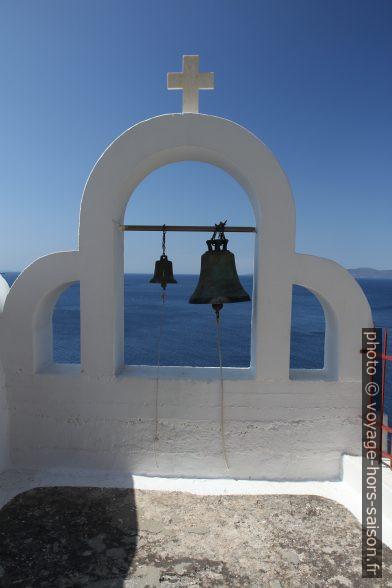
xmin=212 ymin=302 xmax=223 ymax=321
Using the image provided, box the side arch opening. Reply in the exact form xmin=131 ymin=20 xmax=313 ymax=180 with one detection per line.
xmin=52 ymin=282 xmax=81 ymax=365
xmin=34 ymin=280 xmax=80 ymax=371
xmin=290 ymin=285 xmax=325 ymax=371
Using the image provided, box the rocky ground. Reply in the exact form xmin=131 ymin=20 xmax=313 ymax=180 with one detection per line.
xmin=0 ymin=487 xmax=391 ymax=587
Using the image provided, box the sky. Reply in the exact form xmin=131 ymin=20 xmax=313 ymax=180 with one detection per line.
xmin=0 ymin=0 xmax=391 ymax=274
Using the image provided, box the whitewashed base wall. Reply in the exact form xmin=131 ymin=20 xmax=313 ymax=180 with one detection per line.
xmin=5 ymin=371 xmax=361 ymax=480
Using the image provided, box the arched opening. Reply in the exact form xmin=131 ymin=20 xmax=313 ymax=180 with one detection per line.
xmin=79 ymin=113 xmax=296 ymax=379
xmin=52 ymin=282 xmax=81 ymax=364
xmin=123 ymin=161 xmax=254 ymax=367
xmin=290 ymin=285 xmax=325 ymax=370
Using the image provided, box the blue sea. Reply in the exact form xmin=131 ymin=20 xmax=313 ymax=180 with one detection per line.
xmin=2 ymin=272 xmax=392 ymax=418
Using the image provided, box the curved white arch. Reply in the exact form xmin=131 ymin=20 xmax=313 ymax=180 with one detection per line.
xmin=1 ymin=252 xmax=80 ymax=373
xmin=80 ymin=114 xmax=295 ymax=240
xmin=293 ymin=254 xmax=372 ymax=380
xmin=79 ymin=114 xmax=296 ymax=378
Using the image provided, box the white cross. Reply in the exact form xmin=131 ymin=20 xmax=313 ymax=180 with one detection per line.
xmin=167 ymin=55 xmax=214 ymax=114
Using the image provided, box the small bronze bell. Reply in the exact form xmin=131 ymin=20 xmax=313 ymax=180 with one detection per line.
xmin=189 ymin=222 xmax=250 ymax=311
xmin=150 ymin=254 xmax=177 ymax=290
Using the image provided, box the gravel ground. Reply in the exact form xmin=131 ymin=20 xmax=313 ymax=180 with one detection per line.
xmin=0 ymin=487 xmax=391 ymax=587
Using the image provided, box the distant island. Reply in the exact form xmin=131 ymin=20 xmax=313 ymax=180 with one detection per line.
xmin=349 ymin=268 xmax=392 ymax=279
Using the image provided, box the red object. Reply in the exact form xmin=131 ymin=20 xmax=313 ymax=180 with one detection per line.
xmin=374 ymin=329 xmax=392 ymax=468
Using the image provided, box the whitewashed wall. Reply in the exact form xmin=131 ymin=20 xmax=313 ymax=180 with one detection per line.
xmin=3 ymin=371 xmax=370 ymax=480
xmin=0 ymin=114 xmax=373 ymax=480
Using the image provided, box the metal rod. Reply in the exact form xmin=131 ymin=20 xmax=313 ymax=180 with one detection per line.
xmin=120 ymin=224 xmax=256 ymax=233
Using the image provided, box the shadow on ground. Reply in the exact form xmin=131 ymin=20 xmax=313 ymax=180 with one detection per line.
xmin=0 ymin=487 xmax=137 ymax=587
xmin=1 ymin=488 xmax=392 ymax=587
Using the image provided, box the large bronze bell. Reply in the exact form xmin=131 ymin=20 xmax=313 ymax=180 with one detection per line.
xmin=150 ymin=254 xmax=177 ymax=290
xmin=189 ymin=222 xmax=250 ymax=307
